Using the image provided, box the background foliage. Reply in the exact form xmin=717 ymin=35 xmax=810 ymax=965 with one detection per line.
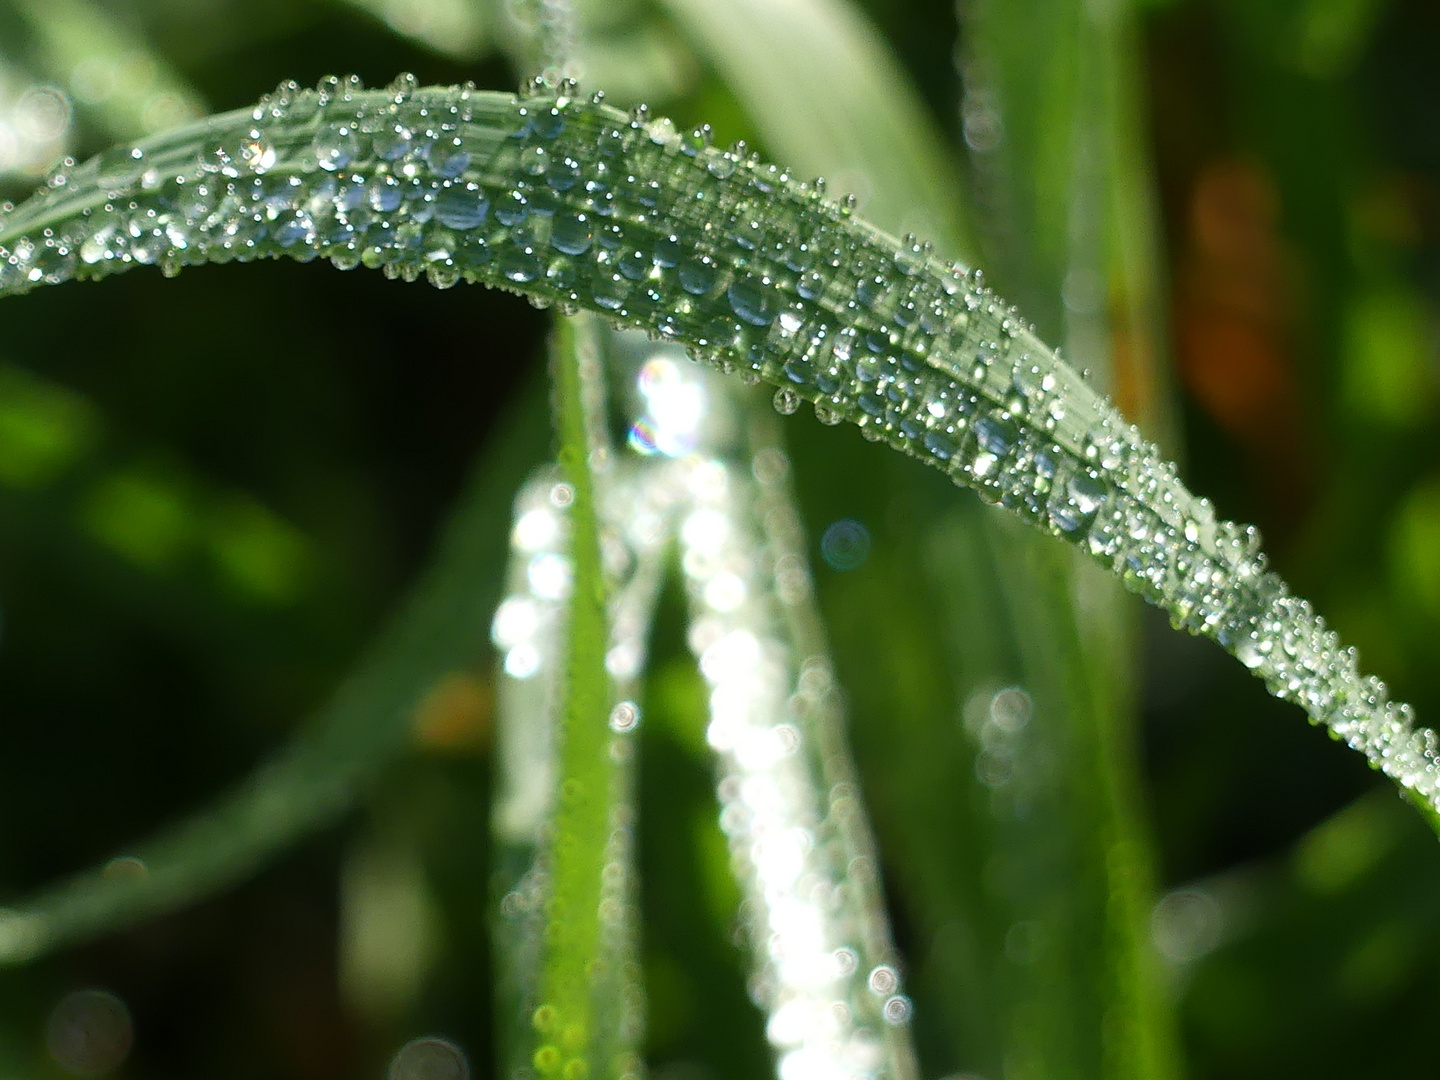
xmin=0 ymin=0 xmax=1438 ymax=1078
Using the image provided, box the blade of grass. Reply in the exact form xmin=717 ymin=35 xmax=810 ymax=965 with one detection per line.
xmin=529 ymin=315 xmax=618 ymax=1080
xmin=682 ymin=0 xmax=1181 ymax=1069
xmin=9 ymin=0 xmax=206 ymax=139
xmin=0 ymin=82 xmax=1431 ymax=858
xmin=333 ymin=0 xmax=490 ymax=60
xmin=953 ymin=5 xmax=1182 ymax=1073
xmin=491 ymin=451 xmax=665 ymax=1080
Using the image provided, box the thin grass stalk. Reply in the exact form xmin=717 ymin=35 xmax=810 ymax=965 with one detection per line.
xmin=493 ymin=319 xmax=672 ymax=1080
xmin=625 ymin=345 xmax=921 ymax=1080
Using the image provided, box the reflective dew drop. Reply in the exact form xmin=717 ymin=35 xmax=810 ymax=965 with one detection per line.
xmin=773 ymin=387 xmax=801 ymax=416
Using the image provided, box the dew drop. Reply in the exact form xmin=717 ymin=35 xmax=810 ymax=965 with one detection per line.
xmin=727 ymin=274 xmax=775 ymax=327
xmin=678 ymin=257 xmax=716 ymax=295
xmin=314 ymin=125 xmax=360 ymax=171
xmin=434 ymin=185 xmax=489 ymax=230
xmin=550 ymin=213 xmax=593 ymax=255
xmin=609 ymin=701 xmax=641 ymax=733
xmin=389 ymin=1037 xmax=469 ymax=1080
xmin=882 ymin=995 xmax=913 ymax=1025
xmin=47 ymin=990 xmax=132 ymax=1076
xmin=501 ymin=248 xmax=540 ymax=283
xmin=868 ymin=965 xmax=899 ymax=995
xmin=369 ymin=176 xmax=404 ymax=213
xmin=773 ymin=387 xmax=801 ymax=415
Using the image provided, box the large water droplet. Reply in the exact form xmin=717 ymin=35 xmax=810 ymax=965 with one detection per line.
xmin=314 ymin=125 xmax=360 ymax=171
xmin=679 ymin=257 xmax=716 ymax=295
xmin=550 ymin=214 xmax=593 ymax=256
xmin=434 ymin=185 xmax=489 ymax=230
xmin=727 ymin=275 xmax=775 ymax=327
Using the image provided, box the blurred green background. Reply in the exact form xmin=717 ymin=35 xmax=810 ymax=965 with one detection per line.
xmin=0 ymin=0 xmax=1438 ymax=1078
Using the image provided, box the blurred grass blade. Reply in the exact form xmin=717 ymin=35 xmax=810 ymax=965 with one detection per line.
xmin=1095 ymin=3 xmax=1178 ymax=448
xmin=957 ymin=0 xmax=1175 ymax=443
xmin=945 ymin=3 xmax=1184 ymax=1073
xmin=491 ymin=468 xmax=572 ymax=1068
xmin=333 ymin=0 xmax=490 ymax=60
xmin=672 ymin=0 xmax=1178 ymax=1069
xmin=10 ymin=0 xmax=206 ymax=139
xmin=0 ymin=372 xmax=549 ymax=965
xmin=747 ymin=395 xmax=923 ymax=1080
xmin=656 ymin=0 xmax=970 ymax=250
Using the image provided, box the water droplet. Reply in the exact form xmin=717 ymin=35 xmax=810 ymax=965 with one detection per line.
xmin=495 ymin=190 xmax=529 ymax=226
xmin=609 ymin=701 xmax=641 ymax=733
xmin=240 ymin=135 xmax=277 ymax=173
xmin=314 ymin=125 xmax=360 ymax=171
xmin=868 ymin=965 xmax=899 ymax=995
xmin=727 ymin=274 xmax=775 ymax=326
xmin=882 ymin=995 xmax=913 ymax=1025
xmin=434 ymin=185 xmax=489 ymax=230
xmin=773 ymin=387 xmax=801 ymax=415
xmin=369 ymin=176 xmax=403 ymax=213
xmin=429 ymin=140 xmax=470 ymax=178
xmin=821 ymin=520 xmax=871 ymax=570
xmin=373 ymin=127 xmax=410 ymax=161
xmin=550 ymin=213 xmax=593 ymax=255
xmin=679 ymin=257 xmax=716 ymax=295
xmin=95 ymin=145 xmax=146 ymax=189
xmin=501 ymin=248 xmax=540 ymax=283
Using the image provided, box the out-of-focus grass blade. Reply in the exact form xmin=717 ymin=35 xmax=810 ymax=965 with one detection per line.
xmin=9 ymin=0 xmax=205 ymax=139
xmin=1094 ymin=4 xmax=1178 ymax=447
xmin=333 ymin=0 xmax=490 ymax=61
xmin=0 ymin=372 xmax=549 ymax=965
xmin=959 ymin=0 xmax=1175 ymax=443
xmin=801 ymin=438 xmax=1177 ymax=1079
xmin=655 ymin=0 xmax=970 ymax=251
xmin=661 ymin=0 xmax=1178 ymax=1074
xmin=947 ymin=1 xmax=1181 ymax=1075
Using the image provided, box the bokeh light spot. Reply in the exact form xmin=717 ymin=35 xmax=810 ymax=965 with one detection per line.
xmin=389 ymin=1037 xmax=469 ymax=1080
xmin=820 ymin=519 xmax=871 ymax=571
xmin=46 ymin=989 xmax=133 ymax=1077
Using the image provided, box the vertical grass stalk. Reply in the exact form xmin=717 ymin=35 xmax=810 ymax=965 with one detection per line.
xmin=492 ymin=318 xmax=657 ymax=1080
xmin=629 ymin=344 xmax=921 ymax=1080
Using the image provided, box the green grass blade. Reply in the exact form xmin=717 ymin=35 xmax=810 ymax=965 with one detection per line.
xmin=9 ymin=0 xmax=207 ymax=139
xmin=530 ymin=315 xmax=618 ymax=1080
xmin=0 ymin=370 xmax=549 ymax=964
xmin=0 ymin=80 xmax=1431 ymax=828
xmin=333 ymin=0 xmax=490 ymax=59
xmin=956 ymin=2 xmax=1183 ymax=1072
xmin=491 ymin=452 xmax=662 ymax=1080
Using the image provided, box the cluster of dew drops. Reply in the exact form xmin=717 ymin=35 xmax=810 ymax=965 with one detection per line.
xmin=0 ymin=70 xmax=1436 ymax=809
